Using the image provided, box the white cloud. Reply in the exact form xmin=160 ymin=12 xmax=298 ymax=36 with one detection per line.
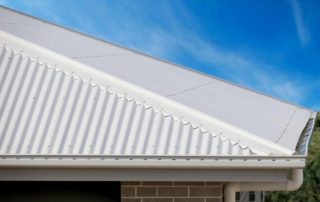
xmin=252 ymin=71 xmax=303 ymax=103
xmin=191 ymin=41 xmax=305 ymax=103
xmin=289 ymin=0 xmax=309 ymax=45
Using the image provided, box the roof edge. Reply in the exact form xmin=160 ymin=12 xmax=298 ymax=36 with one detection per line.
xmin=0 ymin=155 xmax=305 ymax=169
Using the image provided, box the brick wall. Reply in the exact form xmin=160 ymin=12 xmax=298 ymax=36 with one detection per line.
xmin=121 ymin=181 xmax=223 ymax=202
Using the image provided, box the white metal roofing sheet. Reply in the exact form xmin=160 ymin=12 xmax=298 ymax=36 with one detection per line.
xmin=0 ymin=6 xmax=315 ymax=156
xmin=0 ymin=45 xmax=253 ymax=156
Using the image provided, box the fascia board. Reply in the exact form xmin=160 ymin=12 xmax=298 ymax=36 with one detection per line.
xmin=0 ymin=30 xmax=294 ymax=155
xmin=0 ymin=167 xmax=289 ymax=182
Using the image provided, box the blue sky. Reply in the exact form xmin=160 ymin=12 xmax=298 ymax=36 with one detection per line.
xmin=0 ymin=0 xmax=319 ymax=110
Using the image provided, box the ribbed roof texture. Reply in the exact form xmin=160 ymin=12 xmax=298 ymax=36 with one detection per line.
xmin=0 ymin=46 xmax=253 ymax=156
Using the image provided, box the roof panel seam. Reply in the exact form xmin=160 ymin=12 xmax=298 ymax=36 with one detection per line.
xmin=69 ymin=53 xmax=131 ymax=60
xmin=0 ymin=22 xmax=42 ymax=26
xmin=276 ymin=107 xmax=297 ymax=143
xmin=166 ymin=80 xmax=218 ymax=97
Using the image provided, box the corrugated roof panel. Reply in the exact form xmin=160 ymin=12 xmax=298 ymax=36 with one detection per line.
xmin=0 ymin=45 xmax=254 ymax=156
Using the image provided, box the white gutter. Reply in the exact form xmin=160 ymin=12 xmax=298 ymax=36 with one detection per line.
xmin=0 ymin=158 xmax=305 ymax=169
xmin=224 ymin=169 xmax=303 ymax=202
xmin=0 ymin=155 xmax=305 ymax=169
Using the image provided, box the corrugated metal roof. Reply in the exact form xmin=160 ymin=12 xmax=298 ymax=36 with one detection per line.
xmin=0 ymin=6 xmax=314 ymax=155
xmin=0 ymin=6 xmax=317 ymax=165
xmin=0 ymin=45 xmax=253 ymax=156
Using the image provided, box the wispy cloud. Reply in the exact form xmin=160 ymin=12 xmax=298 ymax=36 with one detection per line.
xmin=185 ymin=35 xmax=305 ymax=103
xmin=109 ymin=2 xmax=307 ymax=105
xmin=289 ymin=0 xmax=309 ymax=45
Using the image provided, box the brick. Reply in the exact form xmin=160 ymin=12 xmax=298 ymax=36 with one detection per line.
xmin=205 ymin=182 xmax=221 ymax=186
xmin=158 ymin=187 xmax=188 ymax=197
xmin=206 ymin=198 xmax=222 ymax=202
xmin=122 ymin=186 xmax=136 ymax=197
xmin=174 ymin=182 xmax=205 ymax=186
xmin=121 ymin=199 xmax=141 ymax=202
xmin=142 ymin=181 xmax=173 ymax=186
xmin=143 ymin=198 xmax=173 ymax=202
xmin=137 ymin=187 xmax=157 ymax=197
xmin=122 ymin=181 xmax=141 ymax=186
xmin=189 ymin=186 xmax=221 ymax=197
xmin=174 ymin=198 xmax=205 ymax=202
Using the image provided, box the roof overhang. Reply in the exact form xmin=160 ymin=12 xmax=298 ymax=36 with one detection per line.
xmin=0 ymin=167 xmax=290 ymax=182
